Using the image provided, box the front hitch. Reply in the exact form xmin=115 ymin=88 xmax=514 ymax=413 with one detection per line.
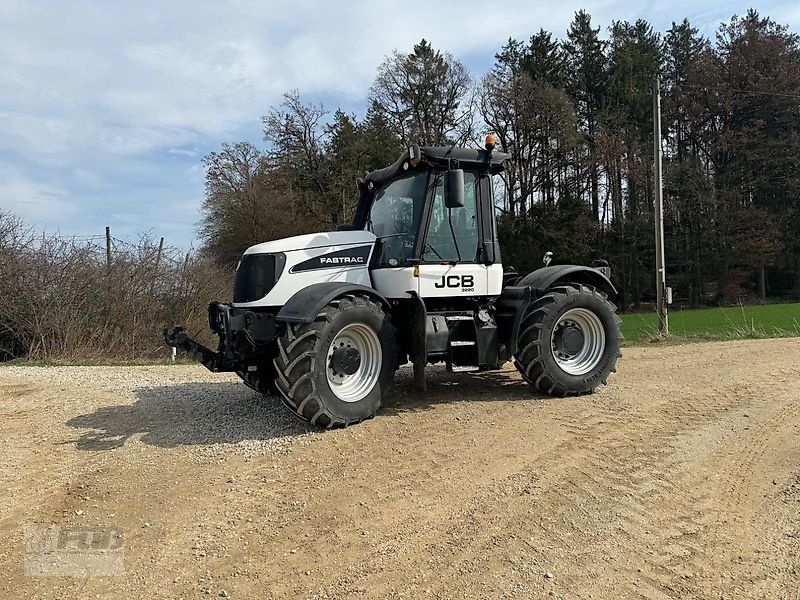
xmin=164 ymin=303 xmax=280 ymax=374
xmin=164 ymin=326 xmax=225 ymax=371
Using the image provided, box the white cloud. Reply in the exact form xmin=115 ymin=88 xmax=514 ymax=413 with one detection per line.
xmin=0 ymin=172 xmax=75 ymax=224
xmin=8 ymin=0 xmax=764 ymax=160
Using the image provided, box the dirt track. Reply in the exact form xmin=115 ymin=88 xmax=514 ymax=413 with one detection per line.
xmin=1 ymin=338 xmax=799 ymax=599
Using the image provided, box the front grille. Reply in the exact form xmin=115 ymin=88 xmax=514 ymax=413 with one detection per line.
xmin=233 ymin=253 xmax=285 ymax=303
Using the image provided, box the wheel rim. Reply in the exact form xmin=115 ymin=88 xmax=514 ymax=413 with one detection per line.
xmin=550 ymin=308 xmax=606 ymax=376
xmin=326 ymin=323 xmax=382 ymax=403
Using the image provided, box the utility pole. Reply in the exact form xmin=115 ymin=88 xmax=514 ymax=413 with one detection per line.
xmin=653 ymin=77 xmax=669 ymax=335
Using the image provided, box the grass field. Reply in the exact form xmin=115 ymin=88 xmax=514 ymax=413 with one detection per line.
xmin=621 ymin=302 xmax=800 ymax=344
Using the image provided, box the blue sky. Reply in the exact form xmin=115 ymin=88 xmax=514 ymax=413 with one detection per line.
xmin=2 ymin=1 xmax=799 ymax=248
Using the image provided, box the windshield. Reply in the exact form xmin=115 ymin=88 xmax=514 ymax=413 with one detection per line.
xmin=423 ymin=171 xmax=479 ymax=262
xmin=367 ymin=170 xmax=429 ymax=264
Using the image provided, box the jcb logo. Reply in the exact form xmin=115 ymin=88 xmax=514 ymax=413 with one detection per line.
xmin=434 ymin=275 xmax=474 ymax=289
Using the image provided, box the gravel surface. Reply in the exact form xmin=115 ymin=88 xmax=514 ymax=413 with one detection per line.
xmin=2 ymin=365 xmax=312 ymax=459
xmin=1 ymin=338 xmax=799 ymax=599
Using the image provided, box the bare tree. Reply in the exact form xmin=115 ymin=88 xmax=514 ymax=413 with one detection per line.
xmin=480 ymin=41 xmax=580 ymax=216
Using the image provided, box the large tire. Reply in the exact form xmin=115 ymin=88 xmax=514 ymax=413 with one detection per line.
xmin=514 ymin=283 xmax=622 ymax=395
xmin=273 ymin=294 xmax=396 ymax=428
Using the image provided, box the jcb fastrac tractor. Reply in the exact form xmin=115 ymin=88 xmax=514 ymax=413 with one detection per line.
xmin=166 ymin=136 xmax=622 ymax=427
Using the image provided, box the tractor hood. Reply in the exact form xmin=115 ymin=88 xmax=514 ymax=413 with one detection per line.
xmin=243 ymin=230 xmax=376 ymax=255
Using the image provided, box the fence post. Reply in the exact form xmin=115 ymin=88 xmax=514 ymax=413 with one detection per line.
xmin=105 ymin=226 xmax=112 ymax=273
xmin=151 ymin=237 xmax=164 ymax=295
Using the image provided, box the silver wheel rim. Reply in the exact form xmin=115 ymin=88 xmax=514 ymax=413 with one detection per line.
xmin=551 ymin=308 xmax=606 ymax=376
xmin=326 ymin=323 xmax=382 ymax=403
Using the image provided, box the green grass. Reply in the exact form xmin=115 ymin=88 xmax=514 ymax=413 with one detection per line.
xmin=621 ymin=302 xmax=800 ymax=345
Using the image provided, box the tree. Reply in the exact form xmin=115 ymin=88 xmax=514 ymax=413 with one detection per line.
xmin=686 ymin=11 xmax=800 ymax=298
xmin=370 ymin=39 xmax=472 ymax=146
xmin=663 ymin=19 xmax=707 ymax=161
xmin=262 ymin=91 xmax=339 ymax=226
xmin=524 ymin=29 xmax=568 ymax=88
xmin=564 ymin=10 xmax=607 ymax=220
xmin=603 ymin=19 xmax=664 ymax=306
xmin=199 ymin=142 xmax=310 ymax=266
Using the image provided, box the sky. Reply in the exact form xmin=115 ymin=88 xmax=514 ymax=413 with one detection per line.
xmin=2 ymin=1 xmax=799 ymax=248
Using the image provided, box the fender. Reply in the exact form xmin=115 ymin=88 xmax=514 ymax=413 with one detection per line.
xmin=498 ymin=265 xmax=616 ymax=356
xmin=517 ymin=265 xmax=617 ymax=297
xmin=276 ymin=282 xmax=391 ymax=324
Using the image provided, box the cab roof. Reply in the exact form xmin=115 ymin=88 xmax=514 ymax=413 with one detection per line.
xmin=365 ymin=145 xmax=510 ymax=187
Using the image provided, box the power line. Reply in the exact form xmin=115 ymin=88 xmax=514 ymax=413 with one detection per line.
xmin=673 ymin=83 xmax=800 ymax=100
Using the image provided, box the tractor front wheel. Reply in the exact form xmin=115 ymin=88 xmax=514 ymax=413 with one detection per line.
xmin=273 ymin=294 xmax=396 ymax=428
xmin=514 ymin=284 xmax=622 ymax=395
xmin=236 ymin=362 xmax=278 ymax=396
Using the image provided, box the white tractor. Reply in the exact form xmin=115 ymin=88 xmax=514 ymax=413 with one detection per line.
xmin=166 ymin=137 xmax=622 ymax=427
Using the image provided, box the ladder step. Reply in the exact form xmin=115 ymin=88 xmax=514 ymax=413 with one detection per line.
xmin=450 ymin=340 xmax=476 ymax=347
xmin=446 ymin=315 xmax=474 ymax=321
xmin=451 ymin=365 xmax=479 ymax=372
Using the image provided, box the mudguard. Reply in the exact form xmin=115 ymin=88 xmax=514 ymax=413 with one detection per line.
xmin=276 ymin=282 xmax=391 ymax=324
xmin=517 ymin=265 xmax=617 ymax=297
xmin=498 ymin=265 xmax=617 ymax=356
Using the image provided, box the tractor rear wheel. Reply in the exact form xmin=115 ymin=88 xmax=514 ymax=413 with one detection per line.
xmin=514 ymin=284 xmax=622 ymax=395
xmin=273 ymin=294 xmax=396 ymax=428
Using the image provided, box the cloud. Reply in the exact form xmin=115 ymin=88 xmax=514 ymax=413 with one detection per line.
xmin=0 ymin=0 xmax=797 ymax=246
xmin=0 ymin=171 xmax=75 ymax=224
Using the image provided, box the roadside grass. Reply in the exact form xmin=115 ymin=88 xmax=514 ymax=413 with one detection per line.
xmin=621 ymin=302 xmax=800 ymax=345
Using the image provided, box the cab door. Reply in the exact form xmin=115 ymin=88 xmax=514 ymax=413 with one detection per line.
xmin=418 ymin=171 xmax=490 ymax=298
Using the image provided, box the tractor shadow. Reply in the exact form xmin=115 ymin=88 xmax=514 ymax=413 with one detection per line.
xmin=382 ymin=365 xmax=547 ymax=417
xmin=66 ymin=381 xmax=311 ymax=451
xmin=65 ymin=368 xmax=543 ymax=451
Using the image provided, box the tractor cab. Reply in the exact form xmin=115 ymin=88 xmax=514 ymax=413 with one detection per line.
xmin=348 ymin=141 xmax=510 ymax=300
xmin=352 ymin=142 xmax=508 ymax=269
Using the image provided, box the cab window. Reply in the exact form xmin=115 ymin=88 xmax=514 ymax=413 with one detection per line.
xmin=367 ymin=169 xmax=429 ymax=264
xmin=368 ymin=171 xmax=427 ymax=238
xmin=423 ymin=171 xmax=479 ymax=263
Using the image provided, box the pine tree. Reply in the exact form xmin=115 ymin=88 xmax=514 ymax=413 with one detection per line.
xmin=564 ymin=10 xmax=607 ymax=220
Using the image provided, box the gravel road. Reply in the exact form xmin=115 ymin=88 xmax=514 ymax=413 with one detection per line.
xmin=1 ymin=338 xmax=799 ymax=599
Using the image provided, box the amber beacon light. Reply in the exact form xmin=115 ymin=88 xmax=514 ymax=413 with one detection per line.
xmin=485 ymin=132 xmax=496 ymax=151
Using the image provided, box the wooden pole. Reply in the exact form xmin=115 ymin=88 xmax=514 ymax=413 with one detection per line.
xmin=151 ymin=237 xmax=164 ymax=296
xmin=181 ymin=251 xmax=190 ymax=296
xmin=653 ymin=77 xmax=669 ymax=336
xmin=105 ymin=226 xmax=112 ymax=273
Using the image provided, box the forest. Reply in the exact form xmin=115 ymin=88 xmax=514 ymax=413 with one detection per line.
xmin=1 ymin=9 xmax=799 ymax=360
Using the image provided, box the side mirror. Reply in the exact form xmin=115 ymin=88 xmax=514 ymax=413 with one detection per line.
xmin=445 ymin=169 xmax=464 ymax=209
